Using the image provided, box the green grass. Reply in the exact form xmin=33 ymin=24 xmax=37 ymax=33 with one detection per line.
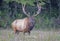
xmin=0 ymin=29 xmax=60 ymax=41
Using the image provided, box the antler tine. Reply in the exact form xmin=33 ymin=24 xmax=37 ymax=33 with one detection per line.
xmin=22 ymin=4 xmax=30 ymax=17
xmin=33 ymin=3 xmax=41 ymax=16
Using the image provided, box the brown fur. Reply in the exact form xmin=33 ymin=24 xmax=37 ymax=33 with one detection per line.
xmin=11 ymin=17 xmax=31 ymax=35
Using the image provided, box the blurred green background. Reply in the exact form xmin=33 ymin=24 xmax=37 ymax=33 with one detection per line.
xmin=0 ymin=0 xmax=60 ymax=30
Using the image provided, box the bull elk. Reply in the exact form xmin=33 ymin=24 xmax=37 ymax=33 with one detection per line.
xmin=11 ymin=3 xmax=41 ymax=35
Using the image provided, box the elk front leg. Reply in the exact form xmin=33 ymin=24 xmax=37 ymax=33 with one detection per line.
xmin=23 ymin=31 xmax=26 ymax=35
xmin=28 ymin=31 xmax=30 ymax=35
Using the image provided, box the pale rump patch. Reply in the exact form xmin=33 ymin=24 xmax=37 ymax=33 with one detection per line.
xmin=12 ymin=19 xmax=26 ymax=30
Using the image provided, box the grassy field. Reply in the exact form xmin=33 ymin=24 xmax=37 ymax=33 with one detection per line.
xmin=0 ymin=29 xmax=60 ymax=41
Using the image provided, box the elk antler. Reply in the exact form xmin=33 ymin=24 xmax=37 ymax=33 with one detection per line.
xmin=22 ymin=4 xmax=30 ymax=17
xmin=33 ymin=3 xmax=41 ymax=16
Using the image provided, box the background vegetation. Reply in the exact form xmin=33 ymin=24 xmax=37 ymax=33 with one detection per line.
xmin=0 ymin=0 xmax=60 ymax=30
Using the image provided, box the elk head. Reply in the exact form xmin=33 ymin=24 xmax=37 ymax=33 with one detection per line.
xmin=11 ymin=2 xmax=41 ymax=35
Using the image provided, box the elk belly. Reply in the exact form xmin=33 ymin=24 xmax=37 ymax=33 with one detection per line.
xmin=16 ymin=19 xmax=26 ymax=31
